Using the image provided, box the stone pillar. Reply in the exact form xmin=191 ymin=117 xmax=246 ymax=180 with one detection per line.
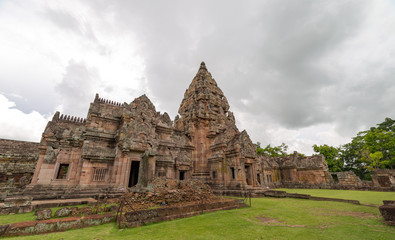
xmin=30 ymin=146 xmax=47 ymax=185
xmin=137 ymin=150 xmax=156 ymax=188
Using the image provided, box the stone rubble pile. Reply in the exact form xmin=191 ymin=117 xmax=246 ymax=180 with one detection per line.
xmin=119 ymin=178 xmax=220 ymax=211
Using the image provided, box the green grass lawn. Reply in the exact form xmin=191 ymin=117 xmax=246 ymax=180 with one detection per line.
xmin=276 ymin=188 xmax=395 ymax=206
xmin=3 ymin=195 xmax=395 ymax=240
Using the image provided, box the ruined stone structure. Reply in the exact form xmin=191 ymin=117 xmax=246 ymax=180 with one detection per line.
xmin=372 ymin=169 xmax=395 ymax=189
xmin=259 ymin=152 xmax=332 ymax=188
xmin=21 ymin=62 xmax=264 ymax=199
xmin=330 ymin=171 xmax=363 ymax=188
xmin=1 ymin=62 xmax=342 ymax=200
xmin=0 ymin=139 xmax=39 ymax=200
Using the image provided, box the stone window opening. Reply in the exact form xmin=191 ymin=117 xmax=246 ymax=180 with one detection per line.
xmin=266 ymin=174 xmax=272 ymax=183
xmin=92 ymin=168 xmax=108 ymax=182
xmin=56 ymin=164 xmax=69 ymax=179
xmin=212 ymin=171 xmax=217 ymax=179
xmin=230 ymin=167 xmax=235 ymax=179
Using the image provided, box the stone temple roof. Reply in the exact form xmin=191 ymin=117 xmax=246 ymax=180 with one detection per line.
xmin=178 ymin=62 xmax=230 ymax=121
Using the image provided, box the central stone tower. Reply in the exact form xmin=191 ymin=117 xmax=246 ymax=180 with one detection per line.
xmin=175 ymin=62 xmax=253 ymax=185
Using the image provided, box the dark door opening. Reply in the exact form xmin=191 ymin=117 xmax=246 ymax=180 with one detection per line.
xmin=179 ymin=171 xmax=186 ymax=180
xmin=245 ymin=165 xmax=252 ymax=185
xmin=57 ymin=164 xmax=69 ymax=179
xmin=331 ymin=174 xmax=339 ymax=183
xmin=257 ymin=174 xmax=261 ymax=184
xmin=128 ymin=161 xmax=140 ymax=187
xmin=230 ymin=167 xmax=235 ymax=179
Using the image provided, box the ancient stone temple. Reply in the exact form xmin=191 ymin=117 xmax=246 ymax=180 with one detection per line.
xmin=0 ymin=62 xmax=342 ymax=200
xmin=24 ymin=62 xmax=262 ymax=198
xmin=259 ymin=152 xmax=332 ymax=188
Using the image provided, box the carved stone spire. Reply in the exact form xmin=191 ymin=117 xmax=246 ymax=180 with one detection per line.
xmin=178 ymin=62 xmax=230 ymax=122
xmin=199 ymin=61 xmax=207 ymax=70
xmin=175 ymin=62 xmax=237 ymax=179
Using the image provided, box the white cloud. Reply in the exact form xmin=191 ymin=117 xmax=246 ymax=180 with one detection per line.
xmin=0 ymin=94 xmax=49 ymax=142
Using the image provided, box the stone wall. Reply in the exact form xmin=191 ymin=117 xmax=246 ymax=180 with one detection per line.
xmin=330 ymin=171 xmax=363 ymax=188
xmin=0 ymin=139 xmax=39 ymax=199
xmin=259 ymin=152 xmax=332 ymax=188
xmin=372 ymin=169 xmax=395 ymax=190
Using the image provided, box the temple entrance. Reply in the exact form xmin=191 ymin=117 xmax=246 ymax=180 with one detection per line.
xmin=331 ymin=173 xmax=339 ymax=183
xmin=245 ymin=164 xmax=253 ymax=185
xmin=179 ymin=171 xmax=186 ymax=180
xmin=257 ymin=173 xmax=261 ymax=185
xmin=128 ymin=161 xmax=140 ymax=187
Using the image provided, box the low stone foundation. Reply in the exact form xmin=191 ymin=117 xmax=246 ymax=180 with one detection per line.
xmin=0 ymin=213 xmax=115 ymax=237
xmin=119 ymin=199 xmax=247 ymax=228
xmin=0 ymin=199 xmax=246 ymax=237
xmin=251 ymin=190 xmax=361 ymax=205
xmin=0 ymin=198 xmax=96 ymax=215
xmin=379 ymin=200 xmax=395 ymax=226
xmin=277 ymin=182 xmax=394 ymax=191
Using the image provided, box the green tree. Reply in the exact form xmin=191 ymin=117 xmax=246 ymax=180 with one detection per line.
xmin=361 ymin=149 xmax=383 ymax=171
xmin=375 ymin=117 xmax=395 ymax=132
xmin=340 ymin=140 xmax=368 ymax=179
xmin=256 ymin=142 xmax=288 ymax=157
xmin=339 ymin=117 xmax=395 ymax=180
xmin=359 ymin=128 xmax=395 ymax=169
xmin=312 ymin=144 xmax=343 ymax=172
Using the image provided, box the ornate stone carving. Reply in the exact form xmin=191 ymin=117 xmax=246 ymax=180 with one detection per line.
xmin=43 ymin=146 xmax=59 ymax=164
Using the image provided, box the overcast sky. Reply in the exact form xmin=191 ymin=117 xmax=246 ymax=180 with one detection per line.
xmin=1 ymin=0 xmax=395 ymax=155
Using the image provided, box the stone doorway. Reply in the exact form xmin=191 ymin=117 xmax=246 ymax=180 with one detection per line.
xmin=331 ymin=173 xmax=339 ymax=183
xmin=179 ymin=171 xmax=186 ymax=180
xmin=245 ymin=164 xmax=253 ymax=185
xmin=128 ymin=161 xmax=140 ymax=187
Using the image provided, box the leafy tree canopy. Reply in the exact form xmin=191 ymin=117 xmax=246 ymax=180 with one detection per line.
xmin=312 ymin=144 xmax=343 ymax=172
xmin=256 ymin=142 xmax=288 ymax=157
xmin=313 ymin=117 xmax=395 ymax=180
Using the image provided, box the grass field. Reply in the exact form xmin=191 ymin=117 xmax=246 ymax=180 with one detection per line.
xmin=3 ymin=189 xmax=394 ymax=240
xmin=276 ymin=188 xmax=395 ymax=205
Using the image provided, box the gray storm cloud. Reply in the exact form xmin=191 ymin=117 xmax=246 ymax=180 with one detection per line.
xmin=55 ymin=60 xmax=98 ymax=117
xmin=86 ymin=0 xmax=388 ymax=133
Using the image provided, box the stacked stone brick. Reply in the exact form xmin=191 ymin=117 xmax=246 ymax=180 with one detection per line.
xmin=0 ymin=139 xmax=39 ymax=199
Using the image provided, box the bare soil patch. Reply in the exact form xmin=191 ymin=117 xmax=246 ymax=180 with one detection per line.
xmin=246 ymin=216 xmax=306 ymax=228
xmin=256 ymin=216 xmax=282 ymax=223
xmin=312 ymin=208 xmax=377 ymax=218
